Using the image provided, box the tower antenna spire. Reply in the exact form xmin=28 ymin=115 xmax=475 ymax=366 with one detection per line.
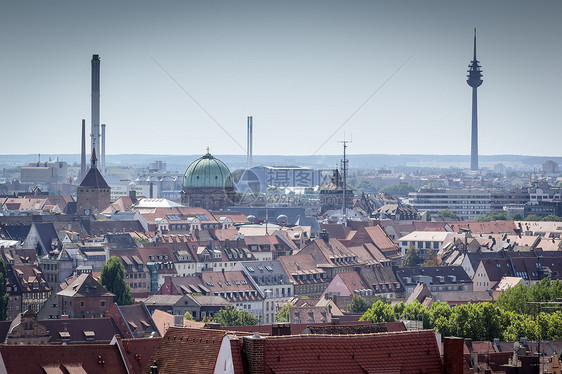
xmin=338 ymin=136 xmax=351 ymax=226
xmin=467 ymin=28 xmax=483 ymax=171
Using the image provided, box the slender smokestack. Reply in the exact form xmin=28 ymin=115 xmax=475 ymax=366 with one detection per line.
xmin=249 ymin=116 xmax=253 ymax=168
xmin=247 ymin=116 xmax=251 ymax=169
xmin=80 ymin=119 xmax=86 ymax=182
xmin=101 ymin=123 xmax=106 ymax=175
xmin=91 ymin=54 xmax=101 ymax=162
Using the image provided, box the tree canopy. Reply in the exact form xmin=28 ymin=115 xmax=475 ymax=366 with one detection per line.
xmin=360 ymin=281 xmax=562 ymax=341
xmin=100 ymin=256 xmax=133 ymax=306
xmin=213 ymin=306 xmax=260 ymax=326
xmin=402 ymin=244 xmax=421 ymax=267
xmin=476 ymin=210 xmax=509 ymax=222
xmin=436 ymin=209 xmax=459 ymax=220
xmin=348 ymin=295 xmax=372 ymax=314
xmin=275 ymin=303 xmax=290 ymax=323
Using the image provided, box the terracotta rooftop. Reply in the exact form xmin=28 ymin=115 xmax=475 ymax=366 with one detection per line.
xmin=259 ymin=329 xmax=443 ymax=374
xmin=0 ymin=344 xmax=128 ymax=373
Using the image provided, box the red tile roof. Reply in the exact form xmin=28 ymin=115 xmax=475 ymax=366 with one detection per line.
xmin=0 ymin=344 xmax=128 ymax=373
xmin=260 ymin=330 xmax=444 ymax=374
xmin=142 ymin=327 xmax=231 ymax=374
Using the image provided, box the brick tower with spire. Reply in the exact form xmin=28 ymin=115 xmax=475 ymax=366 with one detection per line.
xmin=76 ymin=149 xmax=110 ymax=216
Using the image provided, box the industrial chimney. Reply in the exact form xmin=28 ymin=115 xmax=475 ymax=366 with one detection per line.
xmin=91 ymin=54 xmax=101 ymax=162
xmin=80 ymin=119 xmax=87 ymax=182
xmin=101 ymin=123 xmax=106 ymax=175
xmin=247 ymin=116 xmax=253 ymax=169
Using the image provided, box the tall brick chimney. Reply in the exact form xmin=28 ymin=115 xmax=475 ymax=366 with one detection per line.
xmin=242 ymin=332 xmax=266 ymax=374
xmin=443 ymin=337 xmax=464 ymax=374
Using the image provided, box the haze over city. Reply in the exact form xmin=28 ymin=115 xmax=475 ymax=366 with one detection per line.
xmin=1 ymin=0 xmax=561 ymax=157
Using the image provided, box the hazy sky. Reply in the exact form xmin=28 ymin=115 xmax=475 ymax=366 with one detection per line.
xmin=1 ymin=1 xmax=561 ymax=157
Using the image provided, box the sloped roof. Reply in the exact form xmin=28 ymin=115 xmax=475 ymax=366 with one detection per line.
xmin=57 ymin=273 xmax=114 ymax=298
xmin=80 ymin=166 xmax=109 ymax=188
xmin=261 ymin=330 xmax=443 ymax=374
xmin=0 ymin=344 xmax=128 ymax=374
xmin=143 ymin=327 xmax=233 ymax=374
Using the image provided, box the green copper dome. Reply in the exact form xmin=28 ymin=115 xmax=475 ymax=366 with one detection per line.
xmin=183 ymin=150 xmax=234 ymax=189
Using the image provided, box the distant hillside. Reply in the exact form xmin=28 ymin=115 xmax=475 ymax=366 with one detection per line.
xmin=1 ymin=154 xmax=561 ymax=171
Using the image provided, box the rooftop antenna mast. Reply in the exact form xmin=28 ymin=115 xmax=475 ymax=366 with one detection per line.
xmin=338 ymin=135 xmax=351 ymax=226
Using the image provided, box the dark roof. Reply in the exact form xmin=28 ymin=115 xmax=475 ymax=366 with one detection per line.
xmin=83 ymin=220 xmax=146 ymax=236
xmin=0 ymin=344 xmax=128 ymax=373
xmin=107 ymin=302 xmax=160 ymax=339
xmin=395 ymin=266 xmax=472 ymax=285
xmin=106 ymin=233 xmax=139 ymax=249
xmin=80 ymin=166 xmax=109 ymax=188
xmin=0 ymin=223 xmax=31 ymax=242
xmin=227 ymin=207 xmax=321 ymax=233
xmin=40 ymin=318 xmax=122 ymax=344
xmin=31 ymin=222 xmax=59 ymax=252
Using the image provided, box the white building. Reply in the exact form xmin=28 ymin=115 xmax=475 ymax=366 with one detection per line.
xmin=409 ymin=189 xmax=491 ymax=220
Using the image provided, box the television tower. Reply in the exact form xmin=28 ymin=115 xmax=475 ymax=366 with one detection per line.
xmin=467 ymin=28 xmax=483 ymax=171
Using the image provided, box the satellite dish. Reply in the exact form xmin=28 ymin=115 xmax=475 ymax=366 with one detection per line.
xmin=247 ymin=215 xmax=256 ymax=223
xmin=84 ymin=209 xmax=90 ymax=216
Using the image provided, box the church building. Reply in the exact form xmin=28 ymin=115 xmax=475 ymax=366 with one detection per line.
xmin=180 ymin=149 xmax=236 ymax=210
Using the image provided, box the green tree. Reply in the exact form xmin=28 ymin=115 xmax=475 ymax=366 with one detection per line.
xmin=525 ymin=214 xmax=541 ymax=221
xmin=476 ymin=210 xmax=509 ymax=222
xmin=403 ymin=244 xmax=421 ymax=267
xmin=100 ymin=257 xmax=133 ymax=305
xmin=275 ymin=303 xmax=290 ymax=322
xmin=0 ymin=258 xmax=8 ymax=320
xmin=379 ymin=184 xmax=416 ymax=197
xmin=348 ymin=295 xmax=371 ymax=314
xmin=429 ymin=301 xmax=453 ymax=336
xmin=400 ymin=301 xmax=431 ymax=329
xmin=359 ymin=300 xmax=395 ymax=323
xmin=436 ymin=209 xmax=459 ymax=220
xmin=213 ymin=306 xmax=260 ymax=326
xmin=512 ymin=213 xmax=523 ymax=221
xmin=184 ymin=311 xmax=194 ymax=321
xmin=542 ymin=214 xmax=562 ymax=222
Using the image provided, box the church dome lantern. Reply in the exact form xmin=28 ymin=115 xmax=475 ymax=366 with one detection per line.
xmin=183 ymin=148 xmax=234 ymax=189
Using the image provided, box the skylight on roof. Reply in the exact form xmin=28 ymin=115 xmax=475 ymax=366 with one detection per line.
xmin=167 ymin=215 xmax=182 ymax=221
xmin=196 ymin=214 xmax=210 ymax=221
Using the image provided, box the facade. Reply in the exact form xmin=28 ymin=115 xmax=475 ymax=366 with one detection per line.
xmin=76 ymin=150 xmax=110 ymax=215
xmin=20 ymin=161 xmax=68 ymax=184
xmin=6 ymin=264 xmax=51 ymax=320
xmin=57 ymin=273 xmax=114 ymax=318
xmin=394 ymin=266 xmax=473 ymax=298
xmin=233 ymin=260 xmax=294 ymax=324
xmin=409 ymin=189 xmax=491 ymax=220
xmin=180 ymin=150 xmax=236 ymax=210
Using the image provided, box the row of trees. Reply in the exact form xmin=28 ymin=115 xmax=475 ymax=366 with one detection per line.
xmin=359 ymin=279 xmax=562 ymax=342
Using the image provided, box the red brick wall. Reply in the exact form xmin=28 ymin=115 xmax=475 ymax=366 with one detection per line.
xmin=242 ymin=335 xmax=266 ymax=374
xmin=443 ymin=337 xmax=464 ymax=374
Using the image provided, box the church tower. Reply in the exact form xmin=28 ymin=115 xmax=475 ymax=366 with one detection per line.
xmin=76 ymin=149 xmax=110 ymax=216
xmin=467 ymin=28 xmax=483 ymax=171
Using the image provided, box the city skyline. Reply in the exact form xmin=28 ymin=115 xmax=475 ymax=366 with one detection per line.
xmin=1 ymin=1 xmax=561 ymax=157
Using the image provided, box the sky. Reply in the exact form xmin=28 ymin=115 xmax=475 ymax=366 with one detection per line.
xmin=1 ymin=0 xmax=561 ymax=157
